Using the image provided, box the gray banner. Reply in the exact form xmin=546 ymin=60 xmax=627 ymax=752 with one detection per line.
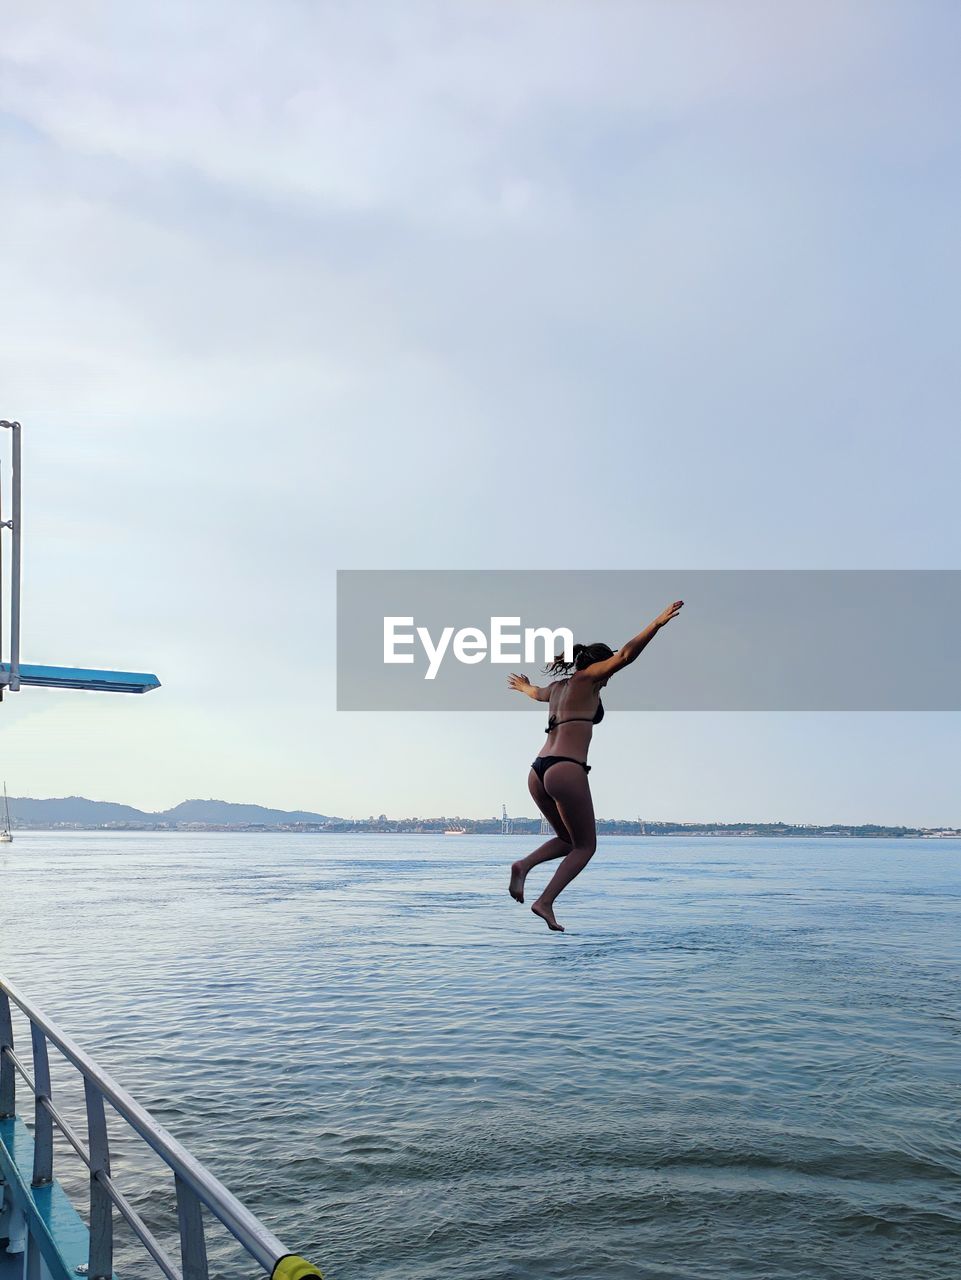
xmin=336 ymin=570 xmax=961 ymax=711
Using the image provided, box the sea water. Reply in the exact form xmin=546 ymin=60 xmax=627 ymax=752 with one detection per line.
xmin=1 ymin=833 xmax=959 ymax=1280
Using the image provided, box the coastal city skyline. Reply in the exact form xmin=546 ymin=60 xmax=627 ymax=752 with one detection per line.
xmin=6 ymin=793 xmax=961 ymax=839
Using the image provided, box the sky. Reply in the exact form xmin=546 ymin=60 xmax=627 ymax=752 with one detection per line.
xmin=1 ymin=1 xmax=960 ymax=824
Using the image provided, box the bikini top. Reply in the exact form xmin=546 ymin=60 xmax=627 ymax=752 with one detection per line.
xmin=546 ymin=700 xmax=604 ymax=733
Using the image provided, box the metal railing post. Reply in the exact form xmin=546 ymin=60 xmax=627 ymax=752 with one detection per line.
xmin=0 ymin=989 xmax=14 ymax=1117
xmin=26 ymin=1234 xmax=42 ymax=1280
xmin=84 ymin=1080 xmax=114 ymax=1280
xmin=30 ymin=1023 xmax=53 ymax=1185
xmin=175 ymin=1174 xmax=210 ymax=1280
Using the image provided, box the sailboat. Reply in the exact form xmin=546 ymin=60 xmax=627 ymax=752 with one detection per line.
xmin=1 ymin=783 xmax=12 ymax=842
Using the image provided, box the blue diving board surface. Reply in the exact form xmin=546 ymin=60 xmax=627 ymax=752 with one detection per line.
xmin=1 ymin=663 xmax=161 ymax=693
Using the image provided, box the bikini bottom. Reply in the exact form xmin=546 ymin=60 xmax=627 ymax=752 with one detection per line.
xmin=531 ymin=756 xmax=590 ymax=783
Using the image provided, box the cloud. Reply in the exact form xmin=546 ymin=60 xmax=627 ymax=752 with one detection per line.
xmin=1 ymin=1 xmax=906 ymax=226
xmin=1 ymin=2 xmax=960 ymax=816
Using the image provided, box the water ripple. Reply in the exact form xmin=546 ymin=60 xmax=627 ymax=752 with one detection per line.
xmin=1 ymin=832 xmax=959 ymax=1280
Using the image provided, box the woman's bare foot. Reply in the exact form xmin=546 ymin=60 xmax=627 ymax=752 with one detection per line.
xmin=531 ymin=899 xmax=564 ymax=932
xmin=509 ymin=861 xmax=527 ymax=902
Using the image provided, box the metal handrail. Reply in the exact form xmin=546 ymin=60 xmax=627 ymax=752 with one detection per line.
xmin=5 ymin=1045 xmax=182 ymax=1279
xmin=0 ymin=973 xmax=323 ymax=1280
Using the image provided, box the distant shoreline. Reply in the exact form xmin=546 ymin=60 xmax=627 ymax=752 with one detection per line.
xmin=9 ymin=822 xmax=960 ymax=839
xmin=6 ymin=796 xmax=957 ymax=839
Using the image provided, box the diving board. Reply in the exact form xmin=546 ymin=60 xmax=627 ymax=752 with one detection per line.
xmin=0 ymin=420 xmax=161 ymax=699
xmin=0 ymin=663 xmax=161 ymax=694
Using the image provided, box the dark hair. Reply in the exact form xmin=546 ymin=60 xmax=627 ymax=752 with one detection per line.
xmin=545 ymin=641 xmax=615 ymax=676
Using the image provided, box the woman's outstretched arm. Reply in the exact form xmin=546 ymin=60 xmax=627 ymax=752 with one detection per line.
xmin=580 ymin=600 xmax=684 ymax=681
xmin=508 ymin=673 xmax=553 ymax=701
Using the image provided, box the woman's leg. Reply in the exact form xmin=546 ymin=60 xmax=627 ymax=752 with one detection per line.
xmin=531 ymin=763 xmax=597 ymax=932
xmin=509 ymin=769 xmax=573 ymax=902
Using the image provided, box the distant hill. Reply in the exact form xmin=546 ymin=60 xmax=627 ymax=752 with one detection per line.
xmin=161 ymin=799 xmax=334 ymax=825
xmin=9 ymin=796 xmax=335 ymax=827
xmin=9 ymin=796 xmax=154 ymax=825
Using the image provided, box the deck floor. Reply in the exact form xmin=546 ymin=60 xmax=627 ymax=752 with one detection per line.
xmin=0 ymin=1243 xmax=25 ymax=1280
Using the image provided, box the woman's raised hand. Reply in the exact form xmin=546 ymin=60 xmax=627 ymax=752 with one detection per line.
xmin=508 ymin=673 xmax=532 ymax=693
xmin=655 ymin=600 xmax=684 ymax=627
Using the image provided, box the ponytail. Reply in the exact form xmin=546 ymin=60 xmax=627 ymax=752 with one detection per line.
xmin=544 ymin=641 xmax=614 ymax=676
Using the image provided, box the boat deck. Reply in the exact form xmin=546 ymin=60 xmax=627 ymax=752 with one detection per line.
xmin=0 ymin=1116 xmax=92 ymax=1280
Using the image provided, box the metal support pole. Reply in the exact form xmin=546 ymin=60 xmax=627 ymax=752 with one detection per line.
xmin=1 ymin=456 xmax=4 ymax=674
xmin=176 ymin=1173 xmax=210 ymax=1280
xmin=85 ymin=1079 xmax=114 ymax=1280
xmin=0 ymin=990 xmax=14 ymax=1118
xmin=10 ymin=422 xmax=21 ymax=690
xmin=30 ymin=1024 xmax=54 ymax=1186
xmin=0 ymin=421 xmax=20 ymax=692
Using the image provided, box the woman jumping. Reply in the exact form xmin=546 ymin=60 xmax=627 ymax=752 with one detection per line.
xmin=507 ymin=601 xmax=684 ymax=931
